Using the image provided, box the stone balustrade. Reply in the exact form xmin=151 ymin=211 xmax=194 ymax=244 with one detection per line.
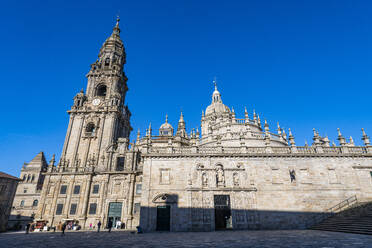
xmin=143 ymin=145 xmax=371 ymax=155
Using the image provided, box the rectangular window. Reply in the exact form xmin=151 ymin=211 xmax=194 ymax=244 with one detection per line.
xmin=92 ymin=184 xmax=99 ymax=194
xmin=88 ymin=203 xmax=97 ymax=215
xmin=134 ymin=203 xmax=141 ymax=214
xmin=328 ymin=169 xmax=338 ymax=184
xmin=60 ymin=185 xmax=67 ymax=194
xmin=160 ymin=169 xmax=170 ymax=184
xmin=271 ymin=168 xmax=282 ymax=184
xmin=56 ymin=204 xmax=63 ymax=215
xmin=136 ymin=184 xmax=142 ymax=195
xmin=0 ymin=185 xmax=6 ymax=195
xmin=73 ymin=185 xmax=80 ymax=194
xmin=23 ymin=188 xmax=27 ymax=193
xmin=70 ymin=204 xmax=77 ymax=215
xmin=116 ymin=157 xmax=125 ymax=171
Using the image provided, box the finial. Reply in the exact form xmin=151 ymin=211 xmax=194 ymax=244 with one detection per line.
xmin=349 ymin=136 xmax=355 ymax=146
xmin=213 ymin=77 xmax=217 ymax=91
xmin=165 ymin=114 xmax=168 ymax=123
xmin=362 ymin=128 xmax=367 ymax=136
xmin=313 ymin=128 xmax=318 ymax=136
xmin=232 ymin=107 xmax=235 ymax=113
xmin=179 ymin=111 xmax=184 ymax=122
xmin=112 ymin=14 xmax=121 ymax=35
xmin=332 ymin=141 xmax=336 ymax=147
xmin=116 ymin=14 xmax=120 ymax=27
xmin=80 ymin=88 xmax=84 ymax=93
xmin=337 ymin=128 xmax=342 ymax=136
xmin=245 ymin=106 xmax=247 ymax=113
xmin=305 ymin=140 xmax=308 ymax=146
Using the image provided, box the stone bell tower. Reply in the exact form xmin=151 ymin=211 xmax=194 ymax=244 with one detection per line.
xmin=59 ymin=17 xmax=132 ymax=171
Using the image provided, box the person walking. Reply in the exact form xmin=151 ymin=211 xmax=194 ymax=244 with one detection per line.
xmin=61 ymin=222 xmax=66 ymax=236
xmin=108 ymin=219 xmax=112 ymax=233
xmin=97 ymin=221 xmax=101 ymax=232
xmin=25 ymin=223 xmax=30 ymax=234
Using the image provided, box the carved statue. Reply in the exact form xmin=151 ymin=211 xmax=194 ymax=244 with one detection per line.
xmin=233 ymin=172 xmax=239 ymax=186
xmin=289 ymin=169 xmax=296 ymax=182
xmin=101 ymin=154 xmax=105 ymax=164
xmin=216 ymin=165 xmax=225 ymax=186
xmin=202 ymin=172 xmax=208 ymax=186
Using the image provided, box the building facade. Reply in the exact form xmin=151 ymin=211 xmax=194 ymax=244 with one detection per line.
xmin=14 ymin=19 xmax=372 ymax=231
xmin=0 ymin=172 xmax=21 ymax=232
xmin=8 ymin=152 xmax=48 ymax=230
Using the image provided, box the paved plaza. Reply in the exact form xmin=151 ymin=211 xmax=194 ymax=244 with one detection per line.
xmin=0 ymin=230 xmax=371 ymax=248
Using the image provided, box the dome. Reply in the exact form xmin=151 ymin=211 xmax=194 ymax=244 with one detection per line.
xmin=160 ymin=122 xmax=173 ymax=130
xmin=205 ymin=83 xmax=230 ymax=115
xmin=205 ymin=102 xmax=230 ymax=115
xmin=159 ymin=114 xmax=173 ymax=136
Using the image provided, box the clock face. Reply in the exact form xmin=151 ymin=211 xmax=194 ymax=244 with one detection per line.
xmin=92 ymin=98 xmax=101 ymax=106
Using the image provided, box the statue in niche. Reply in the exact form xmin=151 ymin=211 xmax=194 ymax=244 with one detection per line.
xmin=75 ymin=158 xmax=81 ymax=167
xmin=233 ymin=172 xmax=239 ymax=187
xmin=216 ymin=165 xmax=225 ymax=187
xmin=101 ymin=154 xmax=105 ymax=165
xmin=202 ymin=172 xmax=208 ymax=186
xmin=289 ymin=169 xmax=296 ymax=182
xmin=187 ymin=172 xmax=192 ymax=185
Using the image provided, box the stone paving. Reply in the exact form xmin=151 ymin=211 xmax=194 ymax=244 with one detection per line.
xmin=0 ymin=230 xmax=371 ymax=248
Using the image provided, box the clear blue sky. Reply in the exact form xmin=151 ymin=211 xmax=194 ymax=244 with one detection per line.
xmin=1 ymin=0 xmax=371 ymax=176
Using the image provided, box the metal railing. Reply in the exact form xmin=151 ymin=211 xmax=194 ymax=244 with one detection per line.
xmin=311 ymin=195 xmax=358 ymax=226
xmin=326 ymin=195 xmax=358 ymax=214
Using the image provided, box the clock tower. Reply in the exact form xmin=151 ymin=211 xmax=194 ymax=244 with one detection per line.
xmin=60 ymin=17 xmax=132 ymax=171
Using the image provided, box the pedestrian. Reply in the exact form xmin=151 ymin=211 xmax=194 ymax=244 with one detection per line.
xmin=61 ymin=222 xmax=66 ymax=236
xmin=89 ymin=223 xmax=92 ymax=230
xmin=136 ymin=225 xmax=143 ymax=234
xmin=97 ymin=221 xmax=101 ymax=232
xmin=25 ymin=223 xmax=31 ymax=234
xmin=108 ymin=219 xmax=112 ymax=233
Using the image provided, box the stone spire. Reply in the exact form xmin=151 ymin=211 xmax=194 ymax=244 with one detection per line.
xmin=257 ymin=114 xmax=261 ymax=127
xmin=147 ymin=123 xmax=152 ymax=137
xmin=176 ymin=112 xmax=187 ymax=137
xmin=349 ymin=136 xmax=355 ymax=146
xmin=253 ymin=110 xmax=257 ymax=124
xmin=277 ymin=122 xmax=282 ymax=136
xmin=288 ymin=128 xmax=296 ymax=147
xmin=362 ymin=128 xmax=370 ymax=146
xmin=136 ymin=129 xmax=141 ymax=143
xmin=244 ymin=107 xmax=249 ymax=122
xmin=49 ymin=154 xmax=55 ymax=167
xmin=312 ymin=128 xmax=321 ymax=145
xmin=337 ymin=128 xmax=346 ymax=146
xmin=264 ymin=120 xmax=269 ymax=133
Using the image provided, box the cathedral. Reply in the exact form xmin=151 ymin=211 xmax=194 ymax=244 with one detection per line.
xmin=10 ymin=19 xmax=372 ymax=232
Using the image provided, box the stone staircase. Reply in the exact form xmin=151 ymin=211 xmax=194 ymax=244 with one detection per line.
xmin=311 ymin=196 xmax=372 ymax=235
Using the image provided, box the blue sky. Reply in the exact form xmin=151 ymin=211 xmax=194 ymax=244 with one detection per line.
xmin=1 ymin=0 xmax=371 ymax=176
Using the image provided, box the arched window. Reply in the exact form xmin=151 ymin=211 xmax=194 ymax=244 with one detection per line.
xmin=31 ymin=175 xmax=35 ymax=182
xmin=27 ymin=175 xmax=30 ymax=182
xmin=22 ymin=175 xmax=26 ymax=181
xmin=105 ymin=57 xmax=110 ymax=66
xmin=20 ymin=200 xmax=25 ymax=207
xmin=85 ymin=123 xmax=96 ymax=136
xmin=32 ymin=200 xmax=38 ymax=207
xmin=96 ymin=85 xmax=107 ymax=97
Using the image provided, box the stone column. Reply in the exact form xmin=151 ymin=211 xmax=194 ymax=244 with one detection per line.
xmin=81 ymin=173 xmax=93 ymax=228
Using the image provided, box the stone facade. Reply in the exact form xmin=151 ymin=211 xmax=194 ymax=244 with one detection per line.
xmin=12 ymin=18 xmax=372 ymax=232
xmin=0 ymin=172 xmax=21 ymax=232
xmin=8 ymin=152 xmax=47 ymax=230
